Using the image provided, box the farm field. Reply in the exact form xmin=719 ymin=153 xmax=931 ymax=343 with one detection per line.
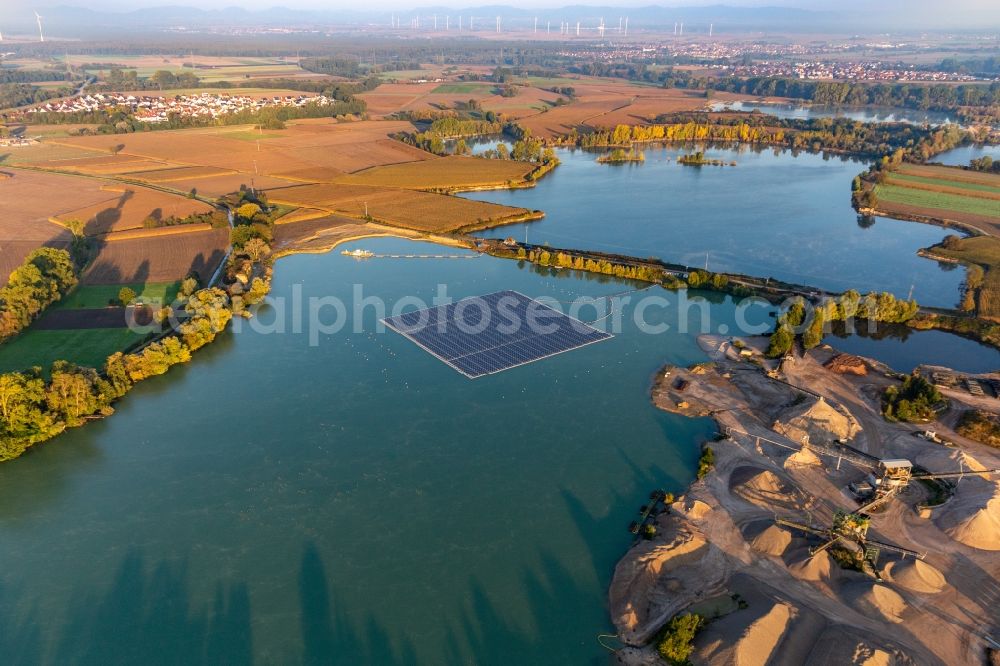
xmin=43 ymin=120 xmax=430 ymax=176
xmin=82 ymin=229 xmax=229 ymax=284
xmin=0 ymin=170 xmax=111 ymax=285
xmin=54 ymin=187 xmax=214 ymax=235
xmin=875 ymin=165 xmax=1000 ymax=234
xmin=56 ymin=281 xmax=182 ymax=309
xmin=0 ymin=327 xmax=148 ymax=373
xmin=343 ymin=156 xmax=536 ymax=190
xmin=266 ymin=182 xmax=537 ymax=232
xmin=359 ymin=81 xmax=560 ymax=119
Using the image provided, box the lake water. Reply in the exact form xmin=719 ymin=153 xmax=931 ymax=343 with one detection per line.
xmin=934 ymin=143 xmax=1000 ymax=166
xmin=708 ymin=101 xmax=960 ymax=126
xmin=0 ymin=237 xmax=726 ymax=665
xmin=1 ymin=143 xmax=996 ymax=664
xmin=464 ymin=145 xmax=964 ymax=309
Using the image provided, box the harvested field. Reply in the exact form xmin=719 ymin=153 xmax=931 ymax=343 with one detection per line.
xmin=166 ymin=173 xmax=297 ymax=198
xmin=267 ymin=183 xmax=537 ymax=233
xmin=82 ymin=228 xmax=228 ymax=284
xmin=517 ymin=99 xmax=628 ymax=138
xmin=36 ymin=154 xmax=171 ymax=175
xmin=128 ymin=165 xmax=236 ymax=183
xmin=274 ymin=208 xmax=330 ymax=224
xmin=55 ymin=187 xmax=214 ymax=235
xmin=47 ymin=121 xmax=429 ymax=176
xmin=0 ymin=327 xmax=149 ymax=373
xmin=102 ymin=224 xmax=218 ymax=240
xmin=344 ymin=156 xmax=536 ymax=190
xmin=0 ymin=170 xmax=106 ymax=285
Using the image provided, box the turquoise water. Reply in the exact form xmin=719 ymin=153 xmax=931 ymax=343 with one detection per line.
xmin=0 ymin=237 xmax=723 ymax=665
xmin=1 ymin=141 xmax=996 ymax=665
xmin=464 ymin=146 xmax=964 ymax=308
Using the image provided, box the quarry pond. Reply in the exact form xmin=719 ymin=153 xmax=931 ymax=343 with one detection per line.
xmin=1 ymin=144 xmax=998 ymax=664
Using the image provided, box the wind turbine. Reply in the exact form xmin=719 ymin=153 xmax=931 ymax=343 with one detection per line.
xmin=35 ymin=11 xmax=44 ymax=42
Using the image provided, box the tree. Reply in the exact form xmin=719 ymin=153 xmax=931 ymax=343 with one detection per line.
xmin=242 ymin=237 xmax=270 ymax=263
xmin=236 ymin=203 xmax=261 ymax=222
xmin=64 ymin=217 xmax=86 ymax=238
xmin=657 ymin=613 xmax=705 ymax=665
xmin=803 ymin=310 xmax=825 ymax=349
xmin=766 ymin=324 xmax=794 ymax=358
xmin=118 ymin=286 xmax=136 ymax=306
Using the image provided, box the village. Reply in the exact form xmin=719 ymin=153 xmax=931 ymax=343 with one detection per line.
xmin=25 ymin=91 xmax=334 ymax=122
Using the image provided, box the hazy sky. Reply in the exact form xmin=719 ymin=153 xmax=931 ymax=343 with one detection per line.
xmin=0 ymin=0 xmax=996 ymax=30
xmin=0 ymin=0 xmax=993 ymax=10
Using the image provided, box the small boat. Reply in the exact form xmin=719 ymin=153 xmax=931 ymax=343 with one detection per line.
xmin=342 ymin=248 xmax=374 ymax=258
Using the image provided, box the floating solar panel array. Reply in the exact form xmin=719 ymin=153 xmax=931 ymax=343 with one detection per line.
xmin=382 ymin=290 xmax=612 ymax=378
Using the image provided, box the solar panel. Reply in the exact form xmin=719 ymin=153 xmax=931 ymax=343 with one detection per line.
xmin=382 ymin=290 xmax=613 ymax=378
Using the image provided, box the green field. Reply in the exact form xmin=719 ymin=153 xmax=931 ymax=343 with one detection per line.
xmin=0 ymin=328 xmax=149 ymax=373
xmin=875 ymin=184 xmax=1000 ymax=218
xmin=56 ymin=281 xmax=181 ymax=310
xmin=890 ymin=173 xmax=1000 ymax=195
xmin=432 ymin=83 xmax=492 ymax=94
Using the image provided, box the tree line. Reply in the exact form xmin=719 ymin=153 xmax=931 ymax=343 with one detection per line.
xmin=0 ymin=248 xmax=78 ymax=344
xmin=766 ymin=291 xmax=919 ymax=357
xmin=564 ymin=115 xmax=967 ymax=159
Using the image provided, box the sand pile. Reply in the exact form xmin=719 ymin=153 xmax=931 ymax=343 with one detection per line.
xmin=784 ymin=446 xmax=821 ymax=468
xmin=773 ymin=397 xmax=860 ymax=446
xmin=788 ymin=550 xmax=837 ymax=582
xmin=882 ymin=559 xmax=945 ymax=594
xmin=851 ymin=645 xmax=891 ymax=666
xmin=936 ymin=481 xmax=1000 ymax=551
xmin=854 ymin=584 xmax=907 ymax=624
xmin=751 ymin=525 xmax=792 ymax=557
xmin=676 ymin=498 xmax=712 ymax=520
xmin=734 ymin=602 xmax=791 ymax=666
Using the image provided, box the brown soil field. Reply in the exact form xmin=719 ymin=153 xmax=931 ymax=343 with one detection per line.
xmin=103 ymin=223 xmax=216 ymax=240
xmin=0 ymin=170 xmax=111 ymax=283
xmin=272 ymin=214 xmax=365 ymax=248
xmin=34 ymin=307 xmax=152 ymax=330
xmin=127 ymin=165 xmax=235 ymax=183
xmin=267 ymin=183 xmax=535 ymax=233
xmin=48 ymin=121 xmax=429 ymax=177
xmin=360 ymin=83 xmax=559 ymax=119
xmin=899 ymin=164 xmax=1000 ymax=187
xmin=519 ymin=99 xmax=632 ymax=138
xmin=274 ymin=208 xmax=330 ymax=224
xmin=55 ymin=187 xmax=213 ymax=235
xmin=4 ymin=142 xmax=106 ymax=165
xmin=82 ymin=228 xmax=229 ymax=284
xmin=886 ymin=175 xmax=1000 ymax=201
xmin=343 ymin=156 xmax=535 ymax=190
xmin=875 ymin=199 xmax=1000 ymax=235
xmin=0 ymin=170 xmax=114 ymax=235
xmin=271 ymin=167 xmax=346 ymax=183
xmin=165 ymin=173 xmax=298 ymax=198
